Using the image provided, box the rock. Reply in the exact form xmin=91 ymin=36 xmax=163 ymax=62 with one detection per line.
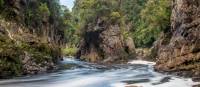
xmin=125 ymin=37 xmax=135 ymax=54
xmin=122 ymin=79 xmax=150 ymax=84
xmin=193 ymin=84 xmax=200 ymax=87
xmin=0 ymin=0 xmax=64 ymax=78
xmin=0 ymin=20 xmax=60 ymax=78
xmin=192 ymin=77 xmax=200 ymax=82
xmin=154 ymin=0 xmax=200 ymax=77
xmin=76 ymin=18 xmax=136 ymax=63
xmin=152 ymin=77 xmax=171 ymax=85
xmin=135 ymin=48 xmax=151 ymax=60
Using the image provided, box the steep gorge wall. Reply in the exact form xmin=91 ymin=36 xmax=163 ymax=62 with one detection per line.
xmin=0 ymin=0 xmax=65 ymax=78
xmin=1 ymin=0 xmax=65 ymax=45
xmin=154 ymin=0 xmax=200 ymax=77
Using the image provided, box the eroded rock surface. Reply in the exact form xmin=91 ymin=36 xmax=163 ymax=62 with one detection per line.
xmin=77 ymin=19 xmax=135 ymax=63
xmin=0 ymin=0 xmax=64 ymax=78
xmin=154 ymin=0 xmax=200 ymax=77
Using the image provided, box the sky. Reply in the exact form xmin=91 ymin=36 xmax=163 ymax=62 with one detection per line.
xmin=60 ymin=0 xmax=75 ymax=11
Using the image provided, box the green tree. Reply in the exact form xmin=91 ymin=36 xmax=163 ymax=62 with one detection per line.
xmin=133 ymin=0 xmax=171 ymax=47
xmin=72 ymin=0 xmax=171 ymax=48
xmin=38 ymin=3 xmax=50 ymax=22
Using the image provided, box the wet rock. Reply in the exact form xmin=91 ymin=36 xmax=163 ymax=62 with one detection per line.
xmin=122 ymin=79 xmax=150 ymax=84
xmin=193 ymin=84 xmax=200 ymax=87
xmin=192 ymin=77 xmax=200 ymax=82
xmin=152 ymin=77 xmax=171 ymax=85
xmin=160 ymin=77 xmax=171 ymax=83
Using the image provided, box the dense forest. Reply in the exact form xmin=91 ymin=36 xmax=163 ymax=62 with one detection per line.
xmin=70 ymin=0 xmax=171 ymax=46
xmin=62 ymin=0 xmax=171 ymax=57
xmin=0 ymin=0 xmax=199 ymax=87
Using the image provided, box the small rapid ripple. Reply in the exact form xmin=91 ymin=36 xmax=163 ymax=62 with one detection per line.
xmin=0 ymin=58 xmax=199 ymax=87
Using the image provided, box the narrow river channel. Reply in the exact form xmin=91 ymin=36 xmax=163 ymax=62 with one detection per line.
xmin=0 ymin=58 xmax=198 ymax=87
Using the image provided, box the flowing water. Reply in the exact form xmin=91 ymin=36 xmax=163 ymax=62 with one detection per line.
xmin=0 ymin=58 xmax=199 ymax=87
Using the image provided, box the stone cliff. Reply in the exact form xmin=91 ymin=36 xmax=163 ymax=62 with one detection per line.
xmin=154 ymin=0 xmax=200 ymax=77
xmin=76 ymin=18 xmax=136 ymax=63
xmin=0 ymin=0 xmax=65 ymax=78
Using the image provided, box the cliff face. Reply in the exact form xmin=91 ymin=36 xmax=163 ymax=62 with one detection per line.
xmin=1 ymin=0 xmax=65 ymax=45
xmin=154 ymin=0 xmax=200 ymax=77
xmin=77 ymin=19 xmax=135 ymax=63
xmin=0 ymin=0 xmax=65 ymax=78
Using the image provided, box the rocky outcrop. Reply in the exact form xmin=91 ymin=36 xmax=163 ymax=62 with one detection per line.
xmin=154 ymin=0 xmax=200 ymax=77
xmin=77 ymin=19 xmax=136 ymax=63
xmin=1 ymin=0 xmax=66 ymax=45
xmin=0 ymin=0 xmax=65 ymax=78
xmin=0 ymin=20 xmax=60 ymax=78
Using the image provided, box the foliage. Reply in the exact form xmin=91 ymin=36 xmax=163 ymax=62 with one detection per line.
xmin=0 ymin=0 xmax=4 ymax=8
xmin=62 ymin=47 xmax=78 ymax=56
xmin=0 ymin=0 xmax=67 ymax=77
xmin=60 ymin=6 xmax=80 ymax=48
xmin=38 ymin=3 xmax=50 ymax=19
xmin=133 ymin=0 xmax=171 ymax=47
xmin=121 ymin=0 xmax=147 ymax=23
xmin=72 ymin=0 xmax=123 ymax=34
xmin=110 ymin=11 xmax=121 ymax=24
xmin=121 ymin=0 xmax=171 ymax=47
xmin=72 ymin=0 xmax=171 ymax=48
xmin=0 ymin=37 xmax=23 ymax=77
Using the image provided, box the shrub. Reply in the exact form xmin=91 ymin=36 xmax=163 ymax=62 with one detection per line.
xmin=110 ymin=12 xmax=121 ymax=23
xmin=62 ymin=47 xmax=78 ymax=56
xmin=38 ymin=3 xmax=50 ymax=21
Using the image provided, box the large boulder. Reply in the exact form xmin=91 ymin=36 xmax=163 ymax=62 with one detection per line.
xmin=154 ymin=0 xmax=200 ymax=77
xmin=76 ymin=19 xmax=136 ymax=64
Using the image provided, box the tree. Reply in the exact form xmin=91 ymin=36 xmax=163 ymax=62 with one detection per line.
xmin=38 ymin=3 xmax=50 ymax=22
xmin=133 ymin=0 xmax=171 ymax=47
xmin=72 ymin=0 xmax=171 ymax=48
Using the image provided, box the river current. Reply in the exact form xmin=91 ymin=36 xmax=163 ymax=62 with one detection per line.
xmin=0 ymin=58 xmax=199 ymax=87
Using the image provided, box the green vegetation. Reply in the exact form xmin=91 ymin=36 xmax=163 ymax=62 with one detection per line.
xmin=38 ymin=3 xmax=50 ymax=22
xmin=71 ymin=0 xmax=171 ymax=48
xmin=72 ymin=0 xmax=124 ymax=37
xmin=0 ymin=0 xmax=3 ymax=8
xmin=0 ymin=0 xmax=172 ymax=77
xmin=0 ymin=0 xmax=68 ymax=77
xmin=133 ymin=0 xmax=171 ymax=47
xmin=62 ymin=47 xmax=77 ymax=56
xmin=0 ymin=36 xmax=23 ymax=77
xmin=0 ymin=0 xmax=172 ymax=58
xmin=121 ymin=0 xmax=171 ymax=47
xmin=59 ymin=0 xmax=171 ymax=56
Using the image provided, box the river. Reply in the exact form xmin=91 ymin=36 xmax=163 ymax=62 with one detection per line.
xmin=0 ymin=58 xmax=199 ymax=87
